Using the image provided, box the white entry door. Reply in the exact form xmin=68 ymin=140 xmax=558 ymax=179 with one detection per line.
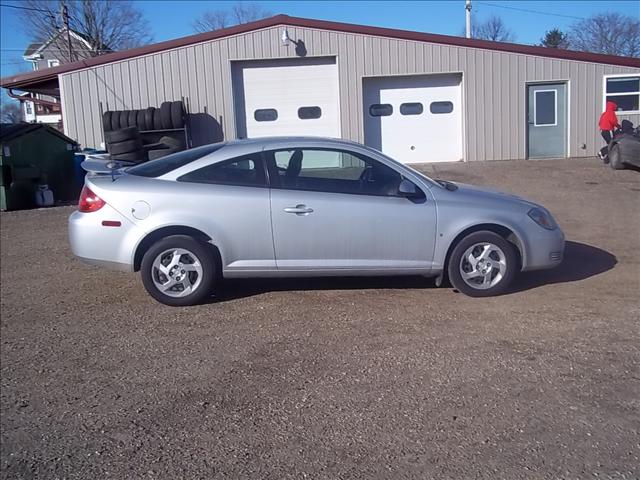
xmin=363 ymin=74 xmax=463 ymax=164
xmin=233 ymin=57 xmax=341 ymax=139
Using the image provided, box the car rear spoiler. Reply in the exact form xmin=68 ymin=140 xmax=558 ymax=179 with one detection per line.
xmin=81 ymin=154 xmax=136 ymax=177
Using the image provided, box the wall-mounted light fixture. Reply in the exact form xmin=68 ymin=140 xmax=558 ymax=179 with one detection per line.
xmin=281 ymin=28 xmax=307 ymax=56
xmin=281 ymin=29 xmax=292 ymax=47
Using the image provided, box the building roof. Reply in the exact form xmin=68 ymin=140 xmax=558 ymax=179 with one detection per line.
xmin=23 ymin=27 xmax=97 ymax=60
xmin=23 ymin=42 xmax=44 ymax=57
xmin=3 ymin=14 xmax=639 ymax=92
xmin=0 ymin=123 xmax=77 ymax=144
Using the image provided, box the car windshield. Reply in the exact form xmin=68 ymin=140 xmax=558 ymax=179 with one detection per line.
xmin=127 ymin=143 xmax=226 ymax=178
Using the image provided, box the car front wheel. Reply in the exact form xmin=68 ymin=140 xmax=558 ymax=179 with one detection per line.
xmin=447 ymin=231 xmax=518 ymax=297
xmin=141 ymin=235 xmax=216 ymax=306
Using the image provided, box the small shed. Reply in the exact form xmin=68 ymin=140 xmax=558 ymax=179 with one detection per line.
xmin=0 ymin=123 xmax=78 ymax=211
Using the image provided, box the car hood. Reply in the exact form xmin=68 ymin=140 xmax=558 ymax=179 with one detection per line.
xmin=446 ymin=181 xmax=541 ymax=209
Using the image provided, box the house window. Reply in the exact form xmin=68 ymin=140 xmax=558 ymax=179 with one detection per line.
xmin=534 ymin=90 xmax=557 ymax=126
xmin=297 ymin=106 xmax=322 ymax=120
xmin=25 ymin=102 xmax=33 ymax=115
xmin=369 ymin=104 xmax=393 ymax=117
xmin=605 ymin=75 xmax=640 ymax=113
xmin=254 ymin=109 xmax=278 ymax=122
xmin=48 ymin=59 xmax=60 ymax=68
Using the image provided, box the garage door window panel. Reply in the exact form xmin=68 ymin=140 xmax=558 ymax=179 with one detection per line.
xmin=369 ymin=104 xmax=393 ymax=117
xmin=267 ymin=149 xmax=405 ymax=197
xmin=178 ymin=154 xmax=267 ymax=187
xmin=605 ymin=76 xmax=640 ymax=113
xmin=400 ymin=103 xmax=423 ymax=115
xmin=429 ymin=101 xmax=454 ymax=114
xmin=533 ymin=90 xmax=557 ymax=126
xmin=254 ymin=109 xmax=278 ymax=122
xmin=298 ymin=106 xmax=322 ymax=120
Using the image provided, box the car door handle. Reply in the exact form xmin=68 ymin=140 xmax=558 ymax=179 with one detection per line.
xmin=283 ymin=204 xmax=314 ymax=215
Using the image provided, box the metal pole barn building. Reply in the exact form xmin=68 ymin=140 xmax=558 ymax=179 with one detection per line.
xmin=2 ymin=15 xmax=639 ymax=163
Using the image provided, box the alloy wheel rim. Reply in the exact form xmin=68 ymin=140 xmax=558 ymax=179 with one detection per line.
xmin=459 ymin=242 xmax=507 ymax=290
xmin=151 ymin=248 xmax=203 ymax=298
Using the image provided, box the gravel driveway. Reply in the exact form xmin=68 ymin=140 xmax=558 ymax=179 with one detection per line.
xmin=1 ymin=157 xmax=639 ymax=479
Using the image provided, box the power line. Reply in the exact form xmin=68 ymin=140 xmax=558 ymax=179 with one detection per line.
xmin=478 ymin=1 xmax=586 ymax=21
xmin=0 ymin=2 xmax=56 ymax=15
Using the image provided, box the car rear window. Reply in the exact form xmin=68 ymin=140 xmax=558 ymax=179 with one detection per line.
xmin=126 ymin=143 xmax=225 ymax=178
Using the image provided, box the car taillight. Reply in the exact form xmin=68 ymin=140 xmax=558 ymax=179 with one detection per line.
xmin=78 ymin=186 xmax=105 ymax=212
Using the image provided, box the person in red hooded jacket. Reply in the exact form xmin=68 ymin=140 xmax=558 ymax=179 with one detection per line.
xmin=598 ymin=101 xmax=620 ymax=161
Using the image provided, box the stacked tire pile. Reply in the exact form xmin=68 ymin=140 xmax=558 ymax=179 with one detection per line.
xmin=147 ymin=136 xmax=185 ymax=160
xmin=104 ymin=127 xmax=144 ymax=162
xmin=102 ymin=101 xmax=186 ymax=162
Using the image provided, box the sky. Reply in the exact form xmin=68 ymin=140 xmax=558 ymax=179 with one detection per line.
xmin=1 ymin=0 xmax=639 ymax=81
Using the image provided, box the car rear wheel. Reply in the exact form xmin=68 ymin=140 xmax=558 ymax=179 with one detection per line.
xmin=141 ymin=235 xmax=216 ymax=306
xmin=447 ymin=231 xmax=517 ymax=297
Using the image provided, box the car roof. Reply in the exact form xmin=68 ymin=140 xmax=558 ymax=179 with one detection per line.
xmin=222 ymin=136 xmax=362 ymax=149
xmin=215 ymin=136 xmax=368 ymax=158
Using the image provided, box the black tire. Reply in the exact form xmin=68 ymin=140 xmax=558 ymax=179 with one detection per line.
xmin=160 ymin=101 xmax=173 ymax=130
xmin=141 ymin=235 xmax=216 ymax=306
xmin=118 ymin=111 xmax=130 ymax=131
xmin=447 ymin=231 xmax=518 ymax=297
xmin=170 ymin=101 xmax=185 ymax=129
xmin=107 ymin=138 xmax=143 ymax=155
xmin=110 ymin=150 xmax=145 ymax=162
xmin=158 ymin=135 xmax=185 ymax=150
xmin=136 ymin=110 xmax=146 ymax=131
xmin=153 ymin=108 xmax=163 ymax=130
xmin=144 ymin=107 xmax=155 ymax=132
xmin=109 ymin=111 xmax=120 ymax=131
xmin=148 ymin=147 xmax=178 ymax=160
xmin=102 ymin=111 xmax=113 ymax=132
xmin=104 ymin=126 xmax=138 ymax=144
xmin=609 ymin=143 xmax=625 ymax=170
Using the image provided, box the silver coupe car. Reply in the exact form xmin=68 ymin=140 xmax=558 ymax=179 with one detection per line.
xmin=69 ymin=137 xmax=564 ymax=306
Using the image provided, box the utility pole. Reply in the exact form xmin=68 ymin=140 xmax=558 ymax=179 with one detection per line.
xmin=465 ymin=0 xmax=472 ymax=39
xmin=61 ymin=3 xmax=73 ymax=62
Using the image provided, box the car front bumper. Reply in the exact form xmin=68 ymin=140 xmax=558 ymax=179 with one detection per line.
xmin=521 ymin=226 xmax=565 ymax=271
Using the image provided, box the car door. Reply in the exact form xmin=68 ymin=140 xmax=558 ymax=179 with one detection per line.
xmin=266 ymin=147 xmax=437 ymax=273
xmin=176 ymin=152 xmax=276 ymax=274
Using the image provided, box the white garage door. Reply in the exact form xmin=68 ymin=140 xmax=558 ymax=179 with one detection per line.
xmin=233 ymin=57 xmax=341 ymax=139
xmin=363 ymin=74 xmax=463 ymax=164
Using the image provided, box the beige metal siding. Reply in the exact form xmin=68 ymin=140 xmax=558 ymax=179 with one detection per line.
xmin=60 ymin=24 xmax=640 ymax=160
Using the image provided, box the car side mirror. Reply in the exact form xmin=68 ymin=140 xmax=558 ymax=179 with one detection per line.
xmin=398 ymin=179 xmax=419 ymax=197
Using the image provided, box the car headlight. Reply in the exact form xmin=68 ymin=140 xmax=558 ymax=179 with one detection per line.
xmin=527 ymin=207 xmax=557 ymax=230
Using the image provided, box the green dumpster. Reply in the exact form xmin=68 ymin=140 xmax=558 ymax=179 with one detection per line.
xmin=0 ymin=123 xmax=78 ymax=211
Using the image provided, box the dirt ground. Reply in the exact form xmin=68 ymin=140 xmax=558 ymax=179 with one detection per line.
xmin=1 ymin=157 xmax=639 ymax=479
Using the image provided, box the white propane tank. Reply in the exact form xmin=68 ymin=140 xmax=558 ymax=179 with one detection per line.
xmin=34 ymin=184 xmax=54 ymax=207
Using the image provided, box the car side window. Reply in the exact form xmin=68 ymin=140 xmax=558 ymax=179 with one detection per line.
xmin=267 ymin=148 xmax=406 ymax=197
xmin=178 ymin=154 xmax=266 ymax=187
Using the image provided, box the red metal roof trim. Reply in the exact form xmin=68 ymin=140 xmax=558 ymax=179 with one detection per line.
xmin=2 ymin=14 xmax=639 ymax=89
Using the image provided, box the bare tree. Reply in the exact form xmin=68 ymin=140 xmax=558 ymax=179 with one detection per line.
xmin=0 ymin=99 xmax=23 ymax=123
xmin=192 ymin=2 xmax=271 ymax=33
xmin=569 ymin=13 xmax=639 ymax=58
xmin=472 ymin=15 xmax=516 ymax=43
xmin=19 ymin=0 xmax=153 ymax=60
